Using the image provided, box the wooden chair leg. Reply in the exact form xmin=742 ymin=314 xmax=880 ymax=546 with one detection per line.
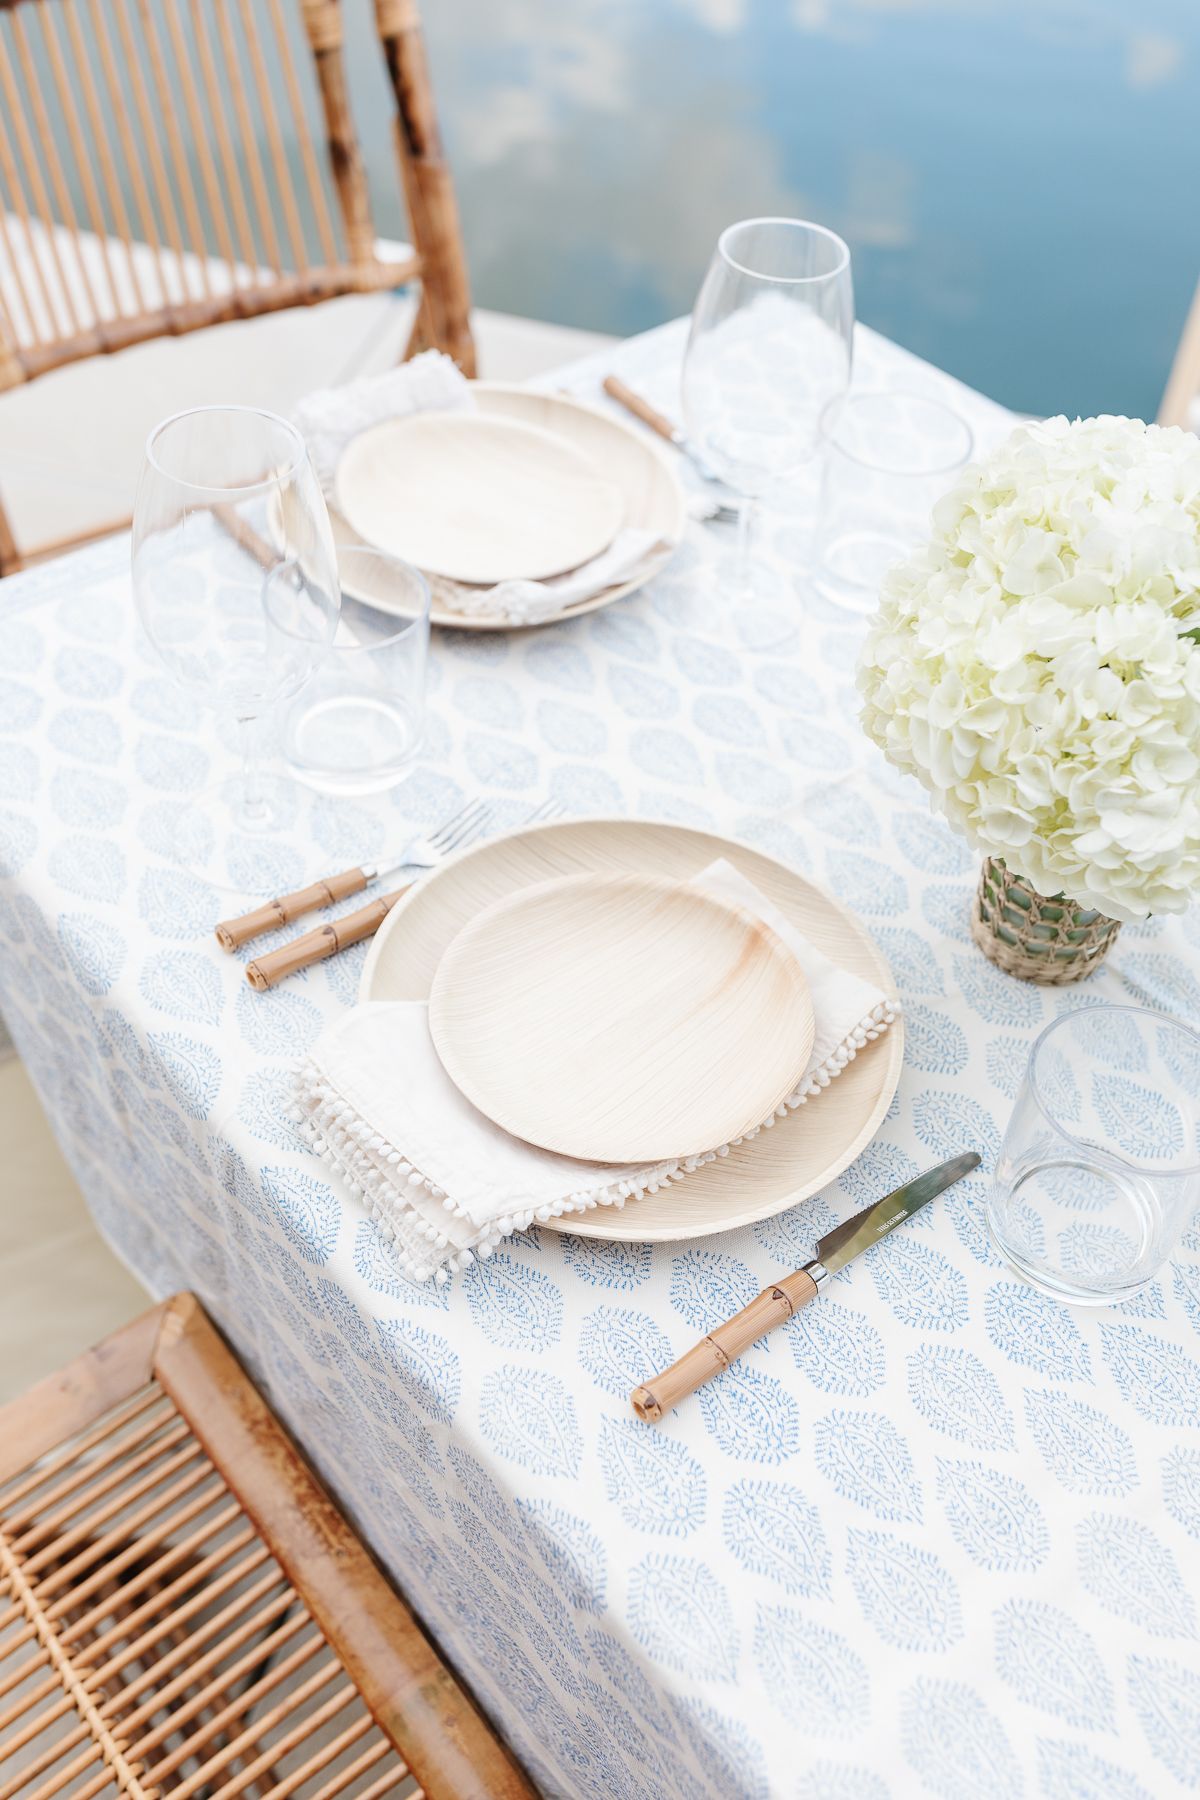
xmin=0 ymin=490 xmax=21 ymax=578
xmin=1160 ymin=276 xmax=1200 ymax=429
xmin=405 ymin=284 xmax=439 ymax=365
xmin=374 ymin=0 xmax=475 ymax=375
xmin=1 ymin=510 xmax=131 ymax=575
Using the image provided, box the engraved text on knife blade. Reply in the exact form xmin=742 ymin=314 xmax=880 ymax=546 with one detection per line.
xmin=812 ymin=1151 xmax=981 ymax=1276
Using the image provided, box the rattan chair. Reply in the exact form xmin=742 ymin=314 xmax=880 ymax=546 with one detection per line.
xmin=0 ymin=0 xmax=474 ymax=574
xmin=1160 ymin=275 xmax=1200 ymax=432
xmin=0 ymin=1293 xmax=536 ymax=1800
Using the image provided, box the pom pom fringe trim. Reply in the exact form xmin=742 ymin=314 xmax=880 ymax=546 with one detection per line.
xmin=292 ymin=998 xmax=900 ymax=1282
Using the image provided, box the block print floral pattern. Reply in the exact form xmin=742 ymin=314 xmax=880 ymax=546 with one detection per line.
xmin=0 ymin=324 xmax=1197 ymax=1797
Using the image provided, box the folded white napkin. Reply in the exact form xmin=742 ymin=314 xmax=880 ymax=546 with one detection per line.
xmin=425 ymin=528 xmax=673 ymax=628
xmin=294 ymin=351 xmax=473 ymax=495
xmin=292 ymin=862 xmax=899 ymax=1283
xmin=293 ymin=353 xmax=676 ymax=627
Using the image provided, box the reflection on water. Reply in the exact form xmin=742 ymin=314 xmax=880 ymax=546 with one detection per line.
xmin=345 ymin=0 xmax=1197 ymax=419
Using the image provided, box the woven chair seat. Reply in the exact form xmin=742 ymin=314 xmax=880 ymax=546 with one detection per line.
xmin=0 ymin=1295 xmax=534 ymax=1800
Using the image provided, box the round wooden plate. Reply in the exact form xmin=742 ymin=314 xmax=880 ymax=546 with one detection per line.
xmin=330 ymin=384 xmax=686 ymax=631
xmin=427 ymin=871 xmax=815 ymax=1164
xmin=360 ymin=818 xmax=903 ymax=1243
xmin=334 ymin=412 xmax=624 ymax=585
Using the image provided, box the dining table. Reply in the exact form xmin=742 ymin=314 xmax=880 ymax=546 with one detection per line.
xmin=2 ymin=316 xmax=1199 ymax=1800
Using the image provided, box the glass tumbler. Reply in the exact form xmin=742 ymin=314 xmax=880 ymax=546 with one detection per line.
xmin=278 ymin=546 xmax=430 ymax=797
xmin=988 ymin=1005 xmax=1200 ymax=1303
xmin=813 ymin=390 xmax=973 ymax=614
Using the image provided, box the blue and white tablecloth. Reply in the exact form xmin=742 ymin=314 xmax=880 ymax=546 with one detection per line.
xmin=2 ymin=320 xmax=1200 ymax=1800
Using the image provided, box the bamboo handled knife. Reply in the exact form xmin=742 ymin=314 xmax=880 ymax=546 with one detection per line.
xmin=631 ymin=1151 xmax=981 ymax=1421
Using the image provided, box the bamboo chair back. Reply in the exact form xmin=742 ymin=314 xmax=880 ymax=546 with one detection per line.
xmin=0 ymin=0 xmax=472 ymax=388
xmin=0 ymin=1293 xmax=536 ymax=1800
xmin=0 ymin=0 xmax=473 ymax=572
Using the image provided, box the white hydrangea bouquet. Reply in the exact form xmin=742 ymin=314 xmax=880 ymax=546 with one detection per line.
xmin=858 ymin=414 xmax=1200 ymax=982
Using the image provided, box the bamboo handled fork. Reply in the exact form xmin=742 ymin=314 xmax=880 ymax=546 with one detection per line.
xmin=216 ymin=800 xmax=562 ymax=989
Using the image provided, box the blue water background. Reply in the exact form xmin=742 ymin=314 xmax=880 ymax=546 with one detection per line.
xmin=346 ymin=0 xmax=1198 ymax=420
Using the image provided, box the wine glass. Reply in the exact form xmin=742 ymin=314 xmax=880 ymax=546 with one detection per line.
xmin=132 ymin=406 xmax=340 ymax=889
xmin=682 ymin=217 xmax=854 ymax=646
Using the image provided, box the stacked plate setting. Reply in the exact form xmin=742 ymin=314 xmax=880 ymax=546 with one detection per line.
xmin=358 ymin=816 xmax=904 ymax=1244
xmin=328 ymin=385 xmax=687 ymax=631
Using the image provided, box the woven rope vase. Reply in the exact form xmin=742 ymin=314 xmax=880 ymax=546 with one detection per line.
xmin=970 ymin=855 xmax=1122 ymax=984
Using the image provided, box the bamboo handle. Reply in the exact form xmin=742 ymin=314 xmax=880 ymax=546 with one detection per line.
xmin=630 ymin=1268 xmax=819 ymax=1421
xmin=244 ymin=886 xmax=411 ymax=990
xmin=602 ymin=375 xmax=679 ymax=444
xmin=215 ymin=868 xmax=370 ymax=951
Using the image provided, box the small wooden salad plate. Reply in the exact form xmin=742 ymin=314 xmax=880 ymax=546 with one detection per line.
xmin=427 ymin=871 xmax=815 ymax=1164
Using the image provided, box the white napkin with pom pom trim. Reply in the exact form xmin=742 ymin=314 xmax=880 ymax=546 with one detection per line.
xmin=292 ymin=861 xmax=898 ymax=1282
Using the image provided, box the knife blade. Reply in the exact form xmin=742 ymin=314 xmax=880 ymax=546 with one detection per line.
xmin=811 ymin=1150 xmax=981 ymax=1277
xmin=630 ymin=1151 xmax=981 ymax=1421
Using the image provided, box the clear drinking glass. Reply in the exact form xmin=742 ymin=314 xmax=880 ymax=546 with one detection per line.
xmin=682 ymin=217 xmax=853 ymax=641
xmin=132 ymin=406 xmax=340 ymax=883
xmin=988 ymin=1005 xmax=1200 ymax=1303
xmin=278 ymin=546 xmax=430 ymax=796
xmin=813 ymin=390 xmax=974 ymax=614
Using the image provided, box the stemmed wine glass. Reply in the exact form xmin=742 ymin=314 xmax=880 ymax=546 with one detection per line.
xmin=132 ymin=405 xmax=340 ymax=889
xmin=682 ymin=217 xmax=854 ymax=646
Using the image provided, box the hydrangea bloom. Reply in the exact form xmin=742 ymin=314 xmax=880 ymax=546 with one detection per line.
xmin=857 ymin=415 xmax=1200 ymax=921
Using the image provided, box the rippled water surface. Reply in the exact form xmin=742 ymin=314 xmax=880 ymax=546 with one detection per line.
xmin=345 ymin=0 xmax=1197 ymax=419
